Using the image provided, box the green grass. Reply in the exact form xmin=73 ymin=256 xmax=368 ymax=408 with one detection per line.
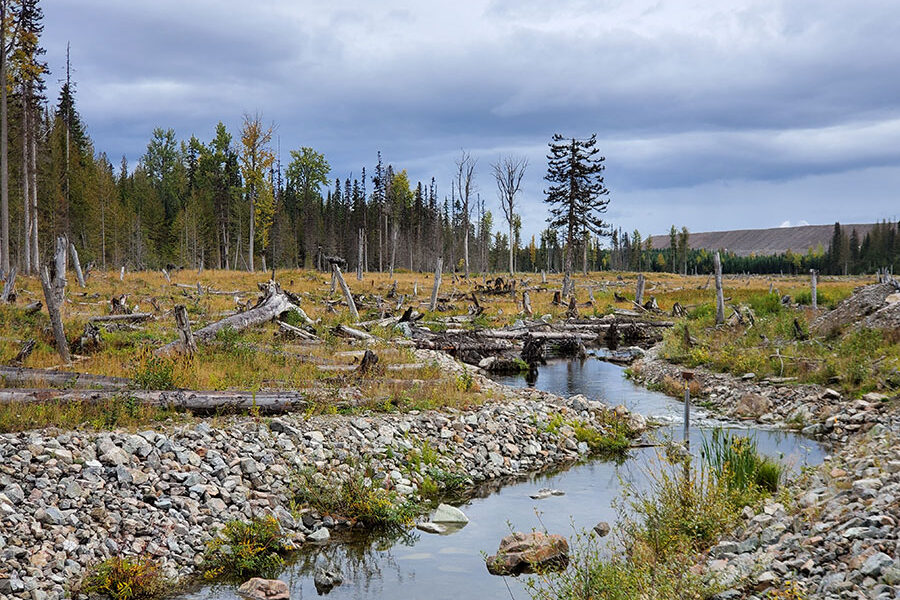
xmin=293 ymin=469 xmax=419 ymax=528
xmin=700 ymin=428 xmax=784 ymax=500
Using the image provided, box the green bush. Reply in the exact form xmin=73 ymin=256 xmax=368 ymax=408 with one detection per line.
xmin=749 ymin=292 xmax=783 ymax=316
xmin=202 ymin=516 xmax=290 ymax=581
xmin=79 ymin=556 xmax=167 ymax=600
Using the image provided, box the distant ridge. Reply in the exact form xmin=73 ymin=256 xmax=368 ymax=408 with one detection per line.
xmin=648 ymin=223 xmax=880 ymax=257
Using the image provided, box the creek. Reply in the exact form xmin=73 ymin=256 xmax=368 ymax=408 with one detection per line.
xmin=184 ymin=358 xmax=824 ymax=600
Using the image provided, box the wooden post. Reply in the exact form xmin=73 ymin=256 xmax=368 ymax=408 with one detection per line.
xmin=69 ymin=242 xmax=86 ymax=288
xmin=810 ymin=269 xmax=817 ymax=311
xmin=635 ymin=273 xmax=645 ymax=305
xmin=173 ymin=304 xmax=197 ymax=357
xmin=40 ymin=266 xmax=71 ymax=363
xmin=333 ymin=264 xmax=359 ymax=322
xmin=714 ymin=252 xmax=725 ymax=325
xmin=523 ymin=291 xmax=533 ymax=317
xmin=429 ymin=257 xmax=443 ymax=312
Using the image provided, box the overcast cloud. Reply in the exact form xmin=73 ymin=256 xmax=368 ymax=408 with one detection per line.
xmin=42 ymin=0 xmax=900 ymax=240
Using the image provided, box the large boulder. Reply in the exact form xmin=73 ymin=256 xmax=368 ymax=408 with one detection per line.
xmin=237 ymin=578 xmax=290 ymax=600
xmin=432 ymin=503 xmax=469 ymax=524
xmin=731 ymin=393 xmax=771 ymax=419
xmin=485 ymin=532 xmax=569 ymax=576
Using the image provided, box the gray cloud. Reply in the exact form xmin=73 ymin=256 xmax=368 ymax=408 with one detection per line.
xmin=42 ymin=0 xmax=900 ymax=240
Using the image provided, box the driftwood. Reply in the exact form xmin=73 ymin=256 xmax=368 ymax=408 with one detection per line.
xmin=40 ymin=265 xmax=71 ymax=363
xmin=157 ymin=281 xmax=299 ymax=355
xmin=276 ymin=320 xmax=320 ymax=341
xmin=0 ymin=366 xmax=131 ymax=389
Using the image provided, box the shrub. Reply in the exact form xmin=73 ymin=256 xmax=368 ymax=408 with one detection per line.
xmin=202 ymin=516 xmax=290 ymax=581
xmin=79 ymin=556 xmax=166 ymax=600
xmin=293 ymin=469 xmax=418 ymax=528
xmin=749 ymin=292 xmax=784 ymax=316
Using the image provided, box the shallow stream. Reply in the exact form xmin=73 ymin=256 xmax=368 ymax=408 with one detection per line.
xmin=185 ymin=358 xmax=824 ymax=600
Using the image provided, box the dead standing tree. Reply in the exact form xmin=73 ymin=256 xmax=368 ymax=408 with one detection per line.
xmin=492 ymin=155 xmax=528 ymax=276
xmin=454 ymin=151 xmax=476 ymax=278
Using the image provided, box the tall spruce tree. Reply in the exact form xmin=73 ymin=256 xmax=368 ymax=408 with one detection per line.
xmin=543 ymin=133 xmax=609 ymax=294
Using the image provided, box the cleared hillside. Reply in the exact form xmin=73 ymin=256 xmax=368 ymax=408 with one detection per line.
xmin=649 ymin=223 xmax=879 ymax=257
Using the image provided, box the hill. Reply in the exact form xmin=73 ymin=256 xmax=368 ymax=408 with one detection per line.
xmin=648 ymin=223 xmax=879 ymax=257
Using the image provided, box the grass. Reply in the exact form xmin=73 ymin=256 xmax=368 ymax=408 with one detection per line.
xmin=541 ymin=412 xmax=634 ymax=457
xmin=0 ymin=395 xmax=186 ymax=433
xmin=529 ymin=429 xmax=786 ymax=600
xmin=292 ymin=468 xmax=419 ymax=528
xmin=78 ymin=556 xmax=167 ymax=600
xmin=201 ymin=516 xmax=292 ymax=581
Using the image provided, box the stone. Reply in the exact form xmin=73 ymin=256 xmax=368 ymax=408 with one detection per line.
xmin=592 ymin=521 xmax=611 ymax=537
xmin=860 ymin=552 xmax=893 ymax=577
xmin=529 ymin=488 xmax=564 ymax=500
xmin=432 ymin=503 xmax=469 ymax=524
xmin=313 ymin=566 xmax=343 ymax=592
xmin=732 ymin=393 xmax=771 ymax=419
xmin=236 ymin=578 xmax=290 ymax=600
xmin=416 ymin=521 xmax=446 ymax=534
xmin=486 ymin=531 xmax=569 ymax=576
xmin=3 ymin=483 xmax=24 ymax=505
xmin=308 ymin=527 xmax=330 ymax=542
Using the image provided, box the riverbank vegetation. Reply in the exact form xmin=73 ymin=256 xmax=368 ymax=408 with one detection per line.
xmin=201 ymin=516 xmax=292 ymax=581
xmin=78 ymin=556 xmax=168 ymax=600
xmin=529 ymin=431 xmax=785 ymax=600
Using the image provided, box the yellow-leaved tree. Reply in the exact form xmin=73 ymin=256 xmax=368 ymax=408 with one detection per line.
xmin=240 ymin=113 xmax=274 ymax=271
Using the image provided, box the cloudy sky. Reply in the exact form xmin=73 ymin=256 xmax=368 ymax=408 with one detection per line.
xmin=43 ymin=0 xmax=900 ymax=241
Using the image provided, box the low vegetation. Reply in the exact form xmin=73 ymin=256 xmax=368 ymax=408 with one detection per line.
xmin=293 ymin=468 xmax=419 ymax=528
xmin=78 ymin=556 xmax=167 ymax=600
xmin=530 ymin=431 xmax=784 ymax=600
xmin=201 ymin=516 xmax=292 ymax=581
xmin=542 ymin=413 xmax=633 ymax=457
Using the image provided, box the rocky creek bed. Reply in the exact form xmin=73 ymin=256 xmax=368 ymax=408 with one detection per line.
xmin=632 ymin=347 xmax=900 ymax=599
xmin=0 ymin=349 xmax=646 ymax=600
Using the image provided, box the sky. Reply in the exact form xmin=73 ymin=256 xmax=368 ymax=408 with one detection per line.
xmin=42 ymin=0 xmax=900 ymax=242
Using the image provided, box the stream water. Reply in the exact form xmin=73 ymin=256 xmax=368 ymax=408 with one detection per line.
xmin=184 ymin=358 xmax=825 ymax=600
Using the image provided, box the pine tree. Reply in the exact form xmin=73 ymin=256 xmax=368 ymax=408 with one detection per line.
xmin=543 ymin=134 xmax=609 ymax=293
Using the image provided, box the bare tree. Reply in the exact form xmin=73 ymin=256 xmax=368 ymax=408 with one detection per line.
xmin=454 ymin=151 xmax=476 ymax=277
xmin=492 ymin=155 xmax=527 ymax=275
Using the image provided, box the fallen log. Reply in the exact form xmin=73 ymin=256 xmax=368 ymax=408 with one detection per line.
xmin=90 ymin=312 xmax=153 ymax=323
xmin=0 ymin=366 xmax=131 ymax=389
xmin=332 ymin=324 xmax=374 ymax=341
xmin=157 ymin=280 xmax=300 ymax=355
xmin=275 ymin=320 xmax=320 ymax=342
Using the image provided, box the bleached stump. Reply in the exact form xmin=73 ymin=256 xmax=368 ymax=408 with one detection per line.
xmin=635 ymin=274 xmax=645 ymax=306
xmin=162 ymin=269 xmax=171 ymax=284
xmin=40 ymin=266 xmax=71 ymax=363
xmin=120 ymin=266 xmax=125 ymax=282
xmin=714 ymin=252 xmax=725 ymax=325
xmin=523 ymin=291 xmax=533 ymax=317
xmin=810 ymin=269 xmax=818 ymax=311
xmin=429 ymin=257 xmax=443 ymax=312
xmin=1 ymin=266 xmax=16 ymax=302
xmin=541 ymin=270 xmax=547 ymax=285
xmin=173 ymin=304 xmax=197 ymax=357
xmin=70 ymin=243 xmax=86 ymax=288
xmin=333 ymin=264 xmax=359 ymax=322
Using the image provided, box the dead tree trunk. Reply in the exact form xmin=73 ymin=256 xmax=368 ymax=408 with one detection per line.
xmin=120 ymin=266 xmax=125 ymax=281
xmin=40 ymin=266 xmax=71 ymax=363
xmin=429 ymin=257 xmax=443 ymax=312
xmin=523 ymin=291 xmax=533 ymax=317
xmin=714 ymin=252 xmax=725 ymax=325
xmin=635 ymin=274 xmax=645 ymax=306
xmin=333 ymin=264 xmax=359 ymax=322
xmin=70 ymin=242 xmax=86 ymax=288
xmin=0 ymin=265 xmax=15 ymax=302
xmin=173 ymin=304 xmax=197 ymax=357
xmin=357 ymin=228 xmax=364 ymax=281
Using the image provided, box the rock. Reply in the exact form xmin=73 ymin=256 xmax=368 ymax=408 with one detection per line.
xmin=307 ymin=527 xmax=330 ymax=542
xmin=486 ymin=532 xmax=569 ymax=576
xmin=314 ymin=566 xmax=343 ymax=592
xmin=432 ymin=503 xmax=468 ymax=524
xmin=3 ymin=483 xmax=24 ymax=505
xmin=822 ymin=388 xmax=841 ymax=400
xmin=237 ymin=578 xmax=290 ymax=600
xmin=592 ymin=521 xmax=610 ymax=537
xmin=416 ymin=521 xmax=446 ymax=534
xmin=529 ymin=488 xmax=565 ymax=500
xmin=732 ymin=393 xmax=771 ymax=419
xmin=860 ymin=552 xmax=893 ymax=576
